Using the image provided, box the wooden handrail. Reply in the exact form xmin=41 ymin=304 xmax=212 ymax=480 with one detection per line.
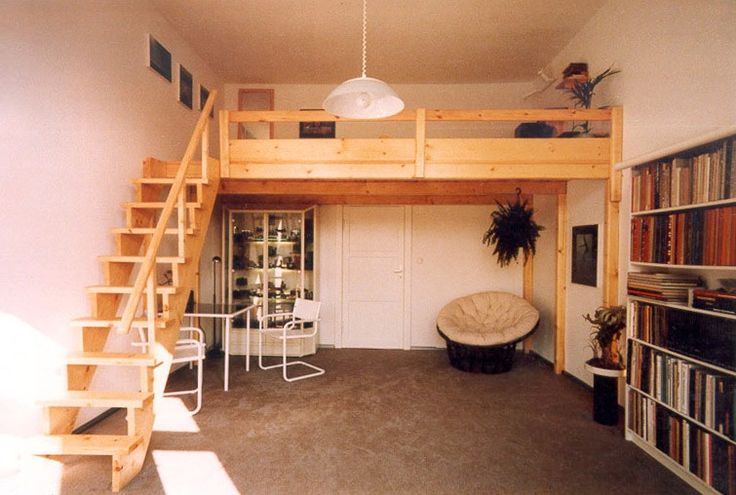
xmin=228 ymin=107 xmax=612 ymax=124
xmin=117 ymin=90 xmax=218 ymax=334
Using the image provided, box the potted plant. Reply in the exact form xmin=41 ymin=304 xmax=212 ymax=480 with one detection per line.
xmin=482 ymin=189 xmax=544 ymax=267
xmin=561 ymin=66 xmax=620 ymax=136
xmin=582 ymin=304 xmax=626 ymax=425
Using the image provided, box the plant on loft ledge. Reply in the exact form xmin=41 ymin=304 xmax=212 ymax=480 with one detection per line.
xmin=482 ymin=189 xmax=544 ymax=267
xmin=583 ymin=304 xmax=626 ymax=371
xmin=563 ymin=65 xmax=620 ymax=136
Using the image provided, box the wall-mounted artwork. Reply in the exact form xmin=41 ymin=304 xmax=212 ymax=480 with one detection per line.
xmin=179 ymin=65 xmax=193 ymax=109
xmin=299 ymin=119 xmax=336 ymax=139
xmin=147 ymin=35 xmax=172 ymax=82
xmin=572 ymin=224 xmax=598 ymax=287
xmin=200 ymin=85 xmax=213 ymax=118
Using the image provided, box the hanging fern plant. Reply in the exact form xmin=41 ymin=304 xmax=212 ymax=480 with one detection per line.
xmin=483 ymin=189 xmax=544 ymax=267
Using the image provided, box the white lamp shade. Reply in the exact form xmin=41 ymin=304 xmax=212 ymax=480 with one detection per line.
xmin=323 ymin=76 xmax=404 ymax=119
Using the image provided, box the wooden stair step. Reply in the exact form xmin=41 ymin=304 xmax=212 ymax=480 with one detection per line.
xmin=39 ymin=391 xmax=152 ymax=409
xmin=112 ymin=227 xmax=197 ymax=235
xmin=28 ymin=434 xmax=143 ymax=456
xmin=66 ymin=352 xmax=156 ymax=366
xmin=98 ymin=255 xmax=186 ymax=264
xmin=124 ymin=201 xmax=201 ymax=209
xmin=71 ymin=317 xmax=174 ymax=328
xmin=85 ymin=285 xmax=178 ymax=295
xmin=134 ymin=177 xmax=206 ymax=185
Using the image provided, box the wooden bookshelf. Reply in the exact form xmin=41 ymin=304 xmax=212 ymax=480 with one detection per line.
xmin=625 ymin=131 xmax=736 ymax=495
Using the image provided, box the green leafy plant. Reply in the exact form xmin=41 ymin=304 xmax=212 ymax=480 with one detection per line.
xmin=567 ymin=66 xmax=620 ymax=133
xmin=483 ymin=191 xmax=544 ymax=267
xmin=583 ymin=305 xmax=626 ymax=370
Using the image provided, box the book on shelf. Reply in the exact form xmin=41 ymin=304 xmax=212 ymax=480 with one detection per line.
xmin=629 ymin=300 xmax=736 ymax=375
xmin=631 ymin=137 xmax=735 ymax=213
xmin=630 ymin=206 xmax=736 ymax=266
xmin=628 ymin=389 xmax=736 ymax=494
xmin=627 ymin=272 xmax=701 ymax=302
xmin=691 ymin=289 xmax=736 ymax=315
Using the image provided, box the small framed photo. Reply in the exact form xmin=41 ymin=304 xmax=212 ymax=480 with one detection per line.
xmin=178 ymin=65 xmax=193 ymax=109
xmin=200 ymin=85 xmax=213 ymax=117
xmin=299 ymin=110 xmax=335 ymax=138
xmin=147 ymin=35 xmax=172 ymax=82
xmin=572 ymin=224 xmax=598 ymax=287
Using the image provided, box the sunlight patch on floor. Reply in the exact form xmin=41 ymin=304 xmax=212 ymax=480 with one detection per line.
xmin=153 ymin=397 xmax=201 ymax=433
xmin=1 ymin=446 xmax=63 ymax=495
xmin=152 ymin=450 xmax=240 ymax=494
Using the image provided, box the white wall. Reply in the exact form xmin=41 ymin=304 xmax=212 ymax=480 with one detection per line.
xmin=0 ymin=1 xmax=223 ymax=436
xmin=530 ymin=195 xmax=558 ymax=363
xmin=315 ymin=205 xmax=523 ymax=349
xmin=410 ymin=205 xmax=523 ymax=347
xmin=531 ymin=0 xmax=736 ymax=381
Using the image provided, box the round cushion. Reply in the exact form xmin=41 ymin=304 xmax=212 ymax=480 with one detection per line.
xmin=436 ymin=291 xmax=539 ymax=347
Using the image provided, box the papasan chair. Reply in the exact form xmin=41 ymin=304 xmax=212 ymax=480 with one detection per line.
xmin=436 ymin=291 xmax=539 ymax=374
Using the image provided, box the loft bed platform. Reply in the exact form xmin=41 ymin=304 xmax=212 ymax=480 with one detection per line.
xmin=218 ymin=108 xmax=620 ymax=182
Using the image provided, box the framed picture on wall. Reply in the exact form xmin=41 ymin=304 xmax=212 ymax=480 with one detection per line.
xmin=299 ymin=109 xmax=335 ymax=138
xmin=571 ymin=224 xmax=598 ymax=287
xmin=147 ymin=35 xmax=172 ymax=82
xmin=178 ymin=65 xmax=193 ymax=109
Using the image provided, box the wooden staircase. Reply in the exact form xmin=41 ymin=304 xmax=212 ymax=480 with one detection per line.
xmin=28 ymin=92 xmax=220 ymax=491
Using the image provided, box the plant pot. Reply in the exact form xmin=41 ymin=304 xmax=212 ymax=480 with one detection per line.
xmin=584 ymin=361 xmax=626 ymax=426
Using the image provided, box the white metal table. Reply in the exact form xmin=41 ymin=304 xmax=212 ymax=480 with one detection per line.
xmin=184 ymin=303 xmax=256 ymax=391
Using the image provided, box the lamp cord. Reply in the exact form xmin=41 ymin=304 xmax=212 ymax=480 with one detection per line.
xmin=361 ymin=0 xmax=367 ymax=78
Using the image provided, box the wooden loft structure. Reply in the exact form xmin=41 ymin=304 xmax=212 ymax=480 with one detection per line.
xmin=218 ymin=106 xmax=623 ymax=375
xmin=32 ymin=100 xmax=620 ymax=492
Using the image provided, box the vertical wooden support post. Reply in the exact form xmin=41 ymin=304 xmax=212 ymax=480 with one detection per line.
xmin=145 ymin=271 xmax=157 ymax=343
xmin=201 ymin=120 xmax=209 ymax=184
xmin=177 ymin=184 xmax=186 ymax=257
xmin=522 ymin=196 xmax=534 ymax=353
xmin=415 ymin=108 xmax=426 ymax=178
xmin=219 ymin=110 xmax=230 ymax=178
xmin=604 ymin=106 xmax=624 ymax=307
xmin=554 ymin=193 xmax=567 ymax=374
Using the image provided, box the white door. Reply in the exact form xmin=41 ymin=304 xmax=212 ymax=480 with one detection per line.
xmin=342 ymin=206 xmax=405 ymax=348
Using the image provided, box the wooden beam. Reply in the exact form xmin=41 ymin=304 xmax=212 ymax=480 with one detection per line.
xmin=604 ymin=106 xmax=623 ymax=307
xmin=609 ymin=107 xmax=624 ymax=202
xmin=522 ymin=196 xmax=535 ymax=354
xmin=220 ymin=193 xmax=528 ymax=207
xmin=415 ymin=108 xmax=426 ymax=178
xmin=226 ymin=108 xmax=612 ymax=123
xmin=555 ymin=193 xmax=567 ymax=374
xmin=219 ymin=110 xmax=230 ymax=177
xmin=219 ymin=179 xmax=566 ymax=196
xmin=425 ymin=138 xmax=609 ymax=165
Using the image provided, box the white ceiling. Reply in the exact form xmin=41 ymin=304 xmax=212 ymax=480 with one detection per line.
xmin=151 ymin=0 xmax=606 ymax=84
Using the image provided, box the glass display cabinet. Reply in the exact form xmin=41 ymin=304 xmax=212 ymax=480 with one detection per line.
xmin=225 ymin=207 xmax=317 ymax=357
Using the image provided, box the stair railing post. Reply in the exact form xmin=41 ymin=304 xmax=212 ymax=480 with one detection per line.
xmin=145 ymin=270 xmax=157 ymax=351
xmin=177 ymin=186 xmax=185 ymax=258
xmin=201 ymin=120 xmax=209 ymax=184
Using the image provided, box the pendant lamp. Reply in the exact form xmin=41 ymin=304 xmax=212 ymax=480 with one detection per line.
xmin=323 ymin=0 xmax=404 ymax=119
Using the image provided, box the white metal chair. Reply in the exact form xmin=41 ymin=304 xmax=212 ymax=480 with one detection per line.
xmin=258 ymin=298 xmax=324 ymax=382
xmin=134 ymin=326 xmax=206 ymax=414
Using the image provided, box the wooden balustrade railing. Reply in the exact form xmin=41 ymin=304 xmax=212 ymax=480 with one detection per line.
xmin=116 ymin=90 xmax=217 ymax=336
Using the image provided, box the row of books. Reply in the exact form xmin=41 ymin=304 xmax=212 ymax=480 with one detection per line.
xmin=627 ymin=272 xmax=702 ymax=303
xmin=630 ymin=206 xmax=736 ymax=266
xmin=628 ymin=341 xmax=735 ymax=440
xmin=628 ymin=300 xmax=736 ymax=372
xmin=692 ymin=289 xmax=736 ymax=316
xmin=628 ymin=390 xmax=736 ymax=494
xmin=631 ymin=137 xmax=736 ymax=212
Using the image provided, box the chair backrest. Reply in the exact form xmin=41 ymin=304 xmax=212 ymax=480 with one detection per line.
xmin=293 ymin=298 xmax=321 ymax=322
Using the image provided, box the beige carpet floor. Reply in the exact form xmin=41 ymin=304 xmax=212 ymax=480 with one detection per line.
xmin=36 ymin=349 xmax=694 ymax=494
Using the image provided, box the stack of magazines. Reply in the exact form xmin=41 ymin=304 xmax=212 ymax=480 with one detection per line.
xmin=627 ymin=272 xmax=701 ymax=302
